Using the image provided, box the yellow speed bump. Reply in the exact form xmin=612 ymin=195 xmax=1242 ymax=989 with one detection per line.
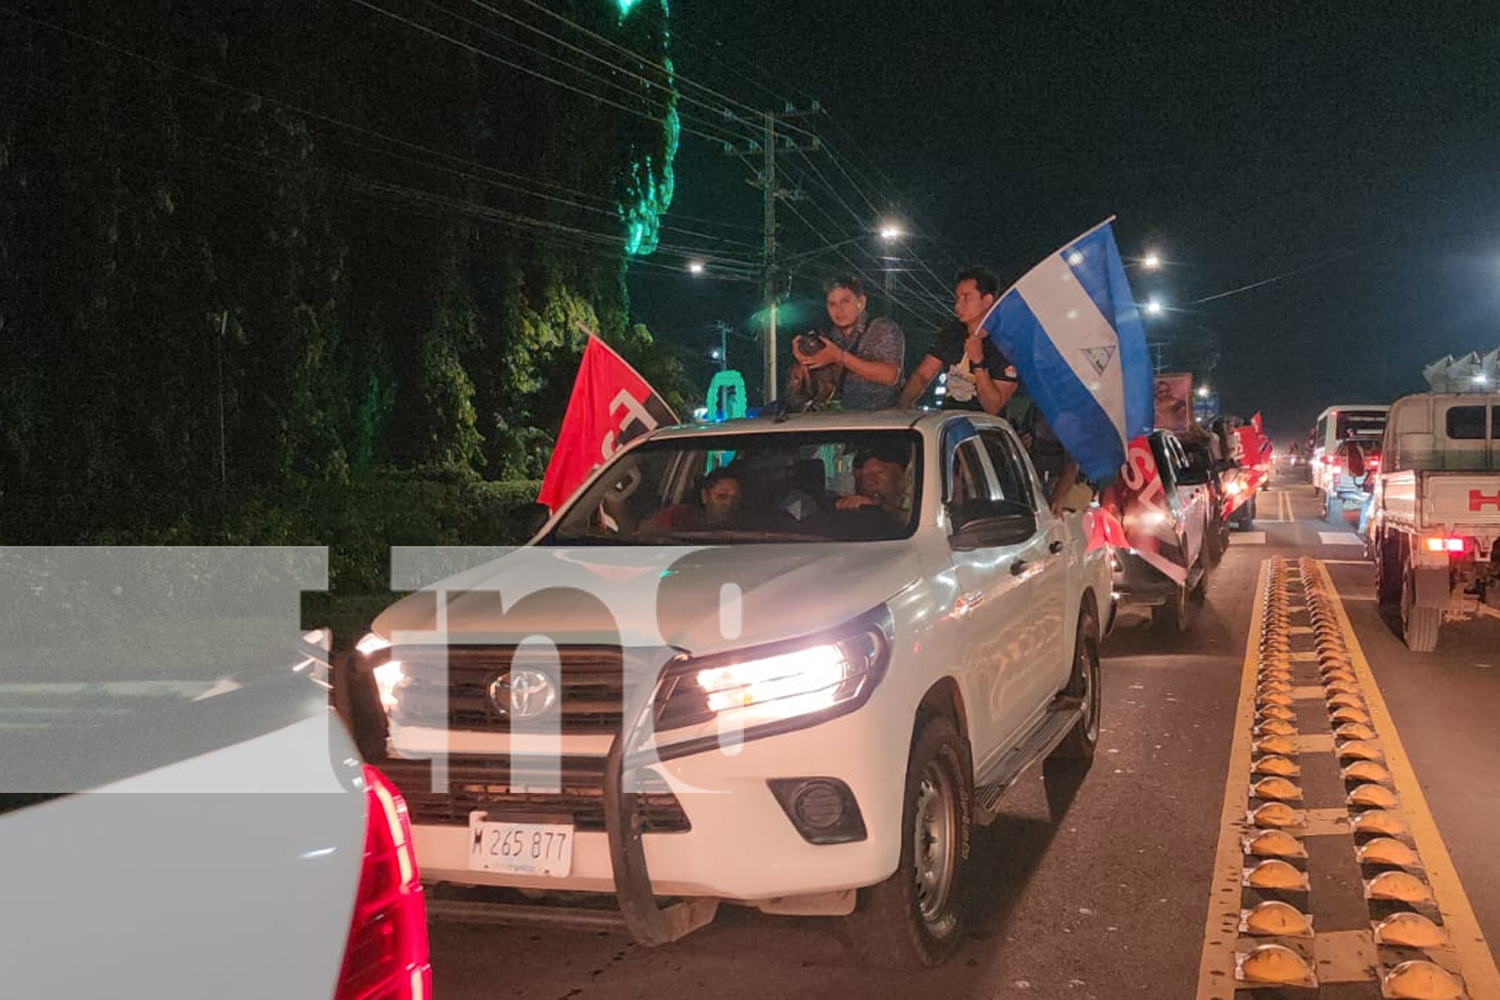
xmin=1250 ymin=801 xmax=1306 ymax=829
xmin=1336 ymin=722 xmax=1378 ymax=741
xmin=1259 ymin=690 xmax=1294 ymax=708
xmin=1332 ymin=705 xmax=1373 ymax=725
xmin=1256 ymin=719 xmax=1297 ymax=738
xmin=1343 ymin=761 xmax=1395 ymax=786
xmin=1254 ymin=735 xmax=1299 ymax=757
xmin=1358 ymin=837 xmax=1421 ymax=868
xmin=1236 ymin=943 xmax=1317 ymax=987
xmin=1245 ymin=859 xmax=1311 ymax=891
xmin=1252 ymin=755 xmax=1301 ymax=777
xmin=1257 ymin=703 xmax=1296 ymax=722
xmin=1245 ymin=829 xmax=1308 ymax=859
xmin=1353 ymin=810 xmax=1410 ymax=838
xmin=1366 ymin=870 xmax=1434 ymax=904
xmin=1241 ymin=900 xmax=1314 ymax=937
xmin=1327 ymin=692 xmax=1365 ymax=709
xmin=1337 ymin=740 xmax=1383 ymax=762
xmin=1253 ymin=776 xmax=1304 ymax=802
xmin=1382 ymin=959 xmax=1463 ymax=1000
xmin=1349 ymin=783 xmax=1401 ymax=809
xmin=1374 ymin=912 xmax=1449 ymax=949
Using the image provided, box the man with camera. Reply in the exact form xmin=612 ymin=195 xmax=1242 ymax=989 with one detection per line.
xmin=786 ymin=275 xmax=904 ymax=411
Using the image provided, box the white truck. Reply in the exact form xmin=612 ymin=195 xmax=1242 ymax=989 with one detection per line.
xmin=346 ymin=410 xmax=1113 ymax=969
xmin=1368 ymin=393 xmax=1500 ymax=651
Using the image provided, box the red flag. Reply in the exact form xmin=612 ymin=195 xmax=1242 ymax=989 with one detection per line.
xmin=537 ymin=337 xmax=677 ymax=511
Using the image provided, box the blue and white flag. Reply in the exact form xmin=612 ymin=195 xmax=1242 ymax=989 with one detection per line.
xmin=979 ymin=219 xmax=1153 ymax=484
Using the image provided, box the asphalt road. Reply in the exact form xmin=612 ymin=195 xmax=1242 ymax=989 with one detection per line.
xmin=429 ymin=470 xmax=1500 ymax=999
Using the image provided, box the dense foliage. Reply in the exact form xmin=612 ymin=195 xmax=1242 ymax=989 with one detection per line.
xmin=0 ymin=2 xmax=685 ymax=588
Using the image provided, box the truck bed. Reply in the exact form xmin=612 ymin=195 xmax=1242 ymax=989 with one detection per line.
xmin=1379 ymin=469 xmax=1500 ymax=533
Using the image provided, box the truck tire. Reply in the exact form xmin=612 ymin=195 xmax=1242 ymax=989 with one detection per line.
xmin=1400 ymin=564 xmax=1440 ymax=653
xmin=1374 ymin=537 xmax=1401 ymax=612
xmin=1049 ymin=604 xmax=1101 ymax=763
xmin=1203 ymin=511 xmax=1224 ymax=566
xmin=1233 ymin=496 xmax=1255 ymax=530
xmin=844 ymin=716 xmax=972 ymax=970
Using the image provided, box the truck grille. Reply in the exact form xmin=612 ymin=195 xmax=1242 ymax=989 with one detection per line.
xmin=380 ymin=755 xmax=690 ymax=833
xmin=391 ymin=645 xmax=645 ymax=735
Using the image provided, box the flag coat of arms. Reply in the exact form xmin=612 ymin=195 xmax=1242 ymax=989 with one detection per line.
xmin=537 ymin=336 xmax=677 ymax=511
xmin=979 ymin=219 xmax=1153 ymax=484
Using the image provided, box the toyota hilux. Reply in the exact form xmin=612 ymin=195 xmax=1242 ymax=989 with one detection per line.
xmin=350 ymin=410 xmax=1112 ymax=969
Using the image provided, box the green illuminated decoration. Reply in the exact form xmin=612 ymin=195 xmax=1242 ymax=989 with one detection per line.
xmin=614 ymin=1 xmax=678 ymax=256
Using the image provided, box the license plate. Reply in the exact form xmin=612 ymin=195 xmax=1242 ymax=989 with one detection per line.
xmin=467 ymin=814 xmax=574 ymax=876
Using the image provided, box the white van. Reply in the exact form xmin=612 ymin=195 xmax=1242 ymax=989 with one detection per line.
xmin=1311 ymin=404 xmax=1388 ymax=496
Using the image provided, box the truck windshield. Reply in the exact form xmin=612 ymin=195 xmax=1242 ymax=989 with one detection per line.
xmin=546 ymin=429 xmax=923 ymax=545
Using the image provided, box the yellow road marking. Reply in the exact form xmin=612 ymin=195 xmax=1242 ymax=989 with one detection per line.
xmin=1195 ymin=559 xmax=1269 ymax=999
xmin=1308 ymin=559 xmax=1500 ymax=996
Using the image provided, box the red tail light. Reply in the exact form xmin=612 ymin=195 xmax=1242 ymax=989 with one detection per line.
xmin=1367 ymin=456 xmax=1380 ymax=471
xmin=1423 ymin=536 xmax=1467 ymax=554
xmin=335 ymin=765 xmax=431 ymax=1000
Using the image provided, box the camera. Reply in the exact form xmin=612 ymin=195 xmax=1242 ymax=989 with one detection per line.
xmin=796 ymin=331 xmax=826 ymax=355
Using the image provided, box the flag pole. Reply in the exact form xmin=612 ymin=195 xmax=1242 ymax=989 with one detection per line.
xmin=573 ymin=321 xmax=681 ymax=424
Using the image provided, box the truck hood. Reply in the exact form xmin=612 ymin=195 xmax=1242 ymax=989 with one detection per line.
xmin=371 ymin=542 xmax=923 ymax=654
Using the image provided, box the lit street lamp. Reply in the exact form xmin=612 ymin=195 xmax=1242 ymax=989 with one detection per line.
xmin=1146 ymin=298 xmax=1165 ymax=316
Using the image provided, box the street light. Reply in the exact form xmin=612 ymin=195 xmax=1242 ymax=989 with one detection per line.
xmin=1143 ymin=252 xmax=1162 ymax=270
xmin=1196 ymin=384 xmax=1210 ymax=399
xmin=687 ymin=260 xmax=706 ymax=275
xmin=1146 ymin=298 xmax=1165 ymax=316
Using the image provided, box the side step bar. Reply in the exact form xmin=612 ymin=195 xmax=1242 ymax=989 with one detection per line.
xmin=972 ymin=694 xmax=1083 ymax=818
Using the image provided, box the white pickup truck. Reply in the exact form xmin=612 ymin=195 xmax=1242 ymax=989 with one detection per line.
xmin=1368 ymin=393 xmax=1500 ymax=651
xmin=347 ymin=410 xmax=1112 ymax=969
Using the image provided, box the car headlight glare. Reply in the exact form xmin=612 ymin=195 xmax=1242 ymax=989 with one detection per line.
xmin=654 ymin=610 xmax=890 ymax=737
xmin=696 ymin=643 xmax=849 ymax=716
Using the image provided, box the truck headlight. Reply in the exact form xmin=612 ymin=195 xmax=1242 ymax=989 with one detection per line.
xmin=652 ymin=608 xmax=891 ymax=741
xmin=355 ymin=632 xmax=406 ymax=712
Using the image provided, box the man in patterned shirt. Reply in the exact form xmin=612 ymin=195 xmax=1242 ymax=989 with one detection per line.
xmin=786 ymin=275 xmax=905 ymax=411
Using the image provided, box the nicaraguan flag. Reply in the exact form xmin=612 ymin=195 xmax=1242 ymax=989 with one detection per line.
xmin=979 ymin=219 xmax=1153 ymax=483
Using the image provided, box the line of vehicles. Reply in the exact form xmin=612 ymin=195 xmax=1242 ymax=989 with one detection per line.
xmin=3 ymin=401 xmax=1283 ymax=991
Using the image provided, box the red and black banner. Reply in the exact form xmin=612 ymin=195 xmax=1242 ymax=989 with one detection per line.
xmin=537 ymin=337 xmax=677 ymax=512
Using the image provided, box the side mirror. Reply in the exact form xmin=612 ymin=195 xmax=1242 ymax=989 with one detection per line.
xmin=508 ymin=501 xmax=552 ymax=541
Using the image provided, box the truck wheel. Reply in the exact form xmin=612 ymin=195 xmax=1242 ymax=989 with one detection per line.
xmin=1153 ymin=572 xmax=1196 ymax=633
xmin=1375 ymin=538 xmax=1400 ymax=612
xmin=1203 ymin=513 xmax=1224 ymax=566
xmin=1049 ymin=604 xmax=1101 ymax=763
xmin=844 ymin=716 xmax=972 ymax=970
xmin=1400 ymin=566 xmax=1440 ymax=653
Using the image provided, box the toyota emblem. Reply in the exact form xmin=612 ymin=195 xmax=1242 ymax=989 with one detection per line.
xmin=488 ymin=668 xmax=557 ymax=721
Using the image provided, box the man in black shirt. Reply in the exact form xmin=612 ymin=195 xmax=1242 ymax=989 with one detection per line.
xmin=897 ymin=267 xmax=1019 ymax=413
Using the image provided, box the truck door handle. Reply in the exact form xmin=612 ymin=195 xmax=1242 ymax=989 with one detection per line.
xmin=1011 ymin=559 xmax=1029 ymax=576
xmin=1049 ymin=540 xmax=1064 ymax=555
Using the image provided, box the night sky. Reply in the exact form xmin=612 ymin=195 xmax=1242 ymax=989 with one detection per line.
xmin=627 ymin=3 xmax=1500 ymax=443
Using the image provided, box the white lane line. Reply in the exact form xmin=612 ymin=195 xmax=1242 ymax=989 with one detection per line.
xmin=1317 ymin=532 xmax=1363 ymax=545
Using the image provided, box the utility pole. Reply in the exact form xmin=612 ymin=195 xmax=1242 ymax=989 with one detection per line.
xmin=217 ymin=309 xmax=228 ymax=489
xmin=722 ymin=104 xmax=821 ymax=403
